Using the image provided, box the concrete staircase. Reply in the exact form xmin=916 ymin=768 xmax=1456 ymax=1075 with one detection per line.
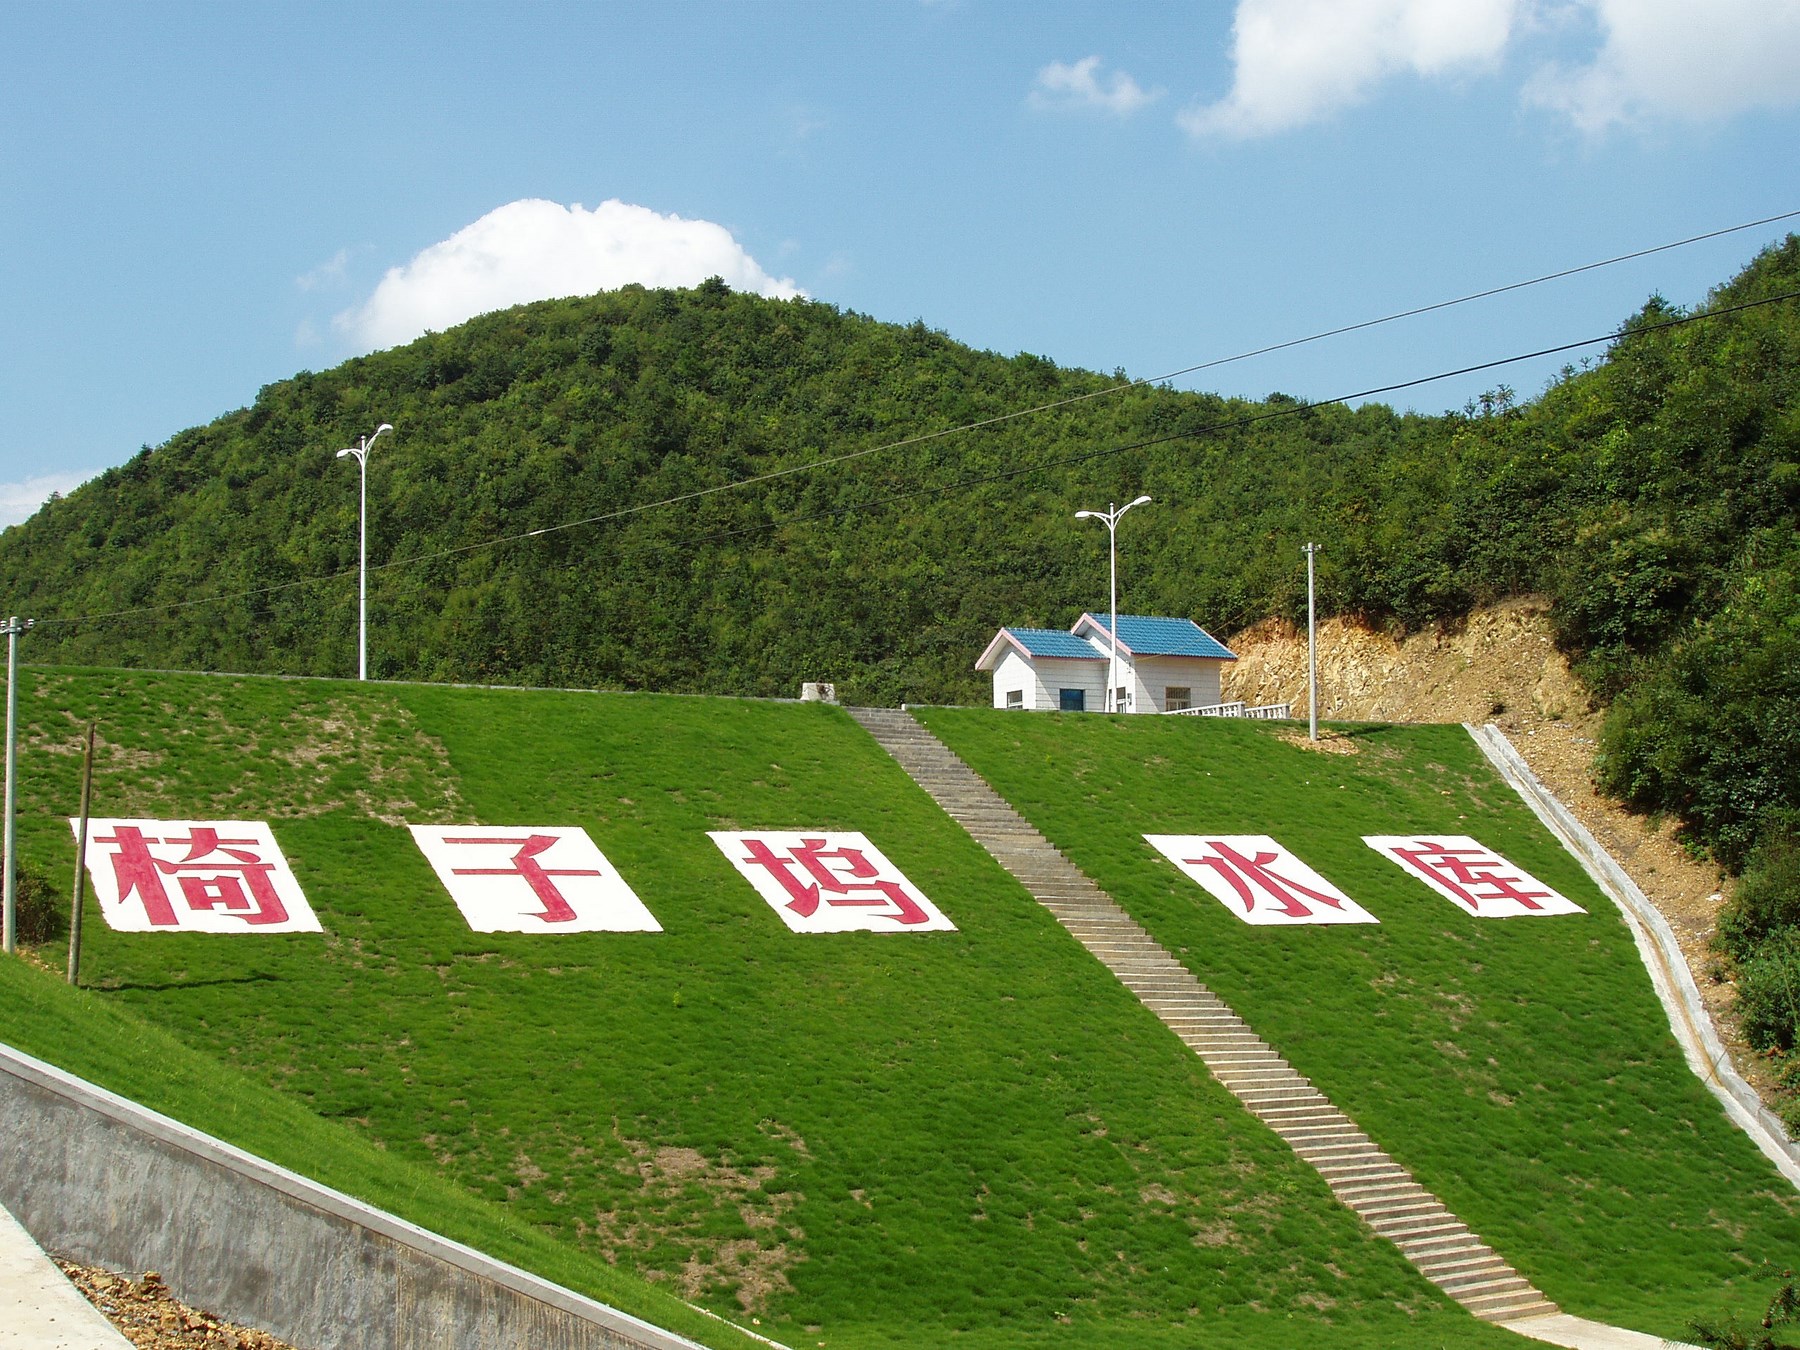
xmin=848 ymin=705 xmax=1557 ymax=1324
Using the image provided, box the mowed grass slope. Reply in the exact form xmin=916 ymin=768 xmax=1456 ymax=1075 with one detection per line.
xmin=3 ymin=669 xmax=1522 ymax=1350
xmin=919 ymin=707 xmax=1800 ymax=1341
xmin=0 ymin=956 xmax=767 ymax=1350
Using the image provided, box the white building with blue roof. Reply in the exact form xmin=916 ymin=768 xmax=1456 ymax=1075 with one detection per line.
xmin=975 ymin=613 xmax=1238 ymax=714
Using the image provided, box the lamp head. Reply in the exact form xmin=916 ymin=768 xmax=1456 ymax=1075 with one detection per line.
xmin=335 ymin=448 xmax=357 ymax=460
xmin=1129 ymin=494 xmax=1152 ymax=508
xmin=1074 ymin=510 xmax=1098 ymax=520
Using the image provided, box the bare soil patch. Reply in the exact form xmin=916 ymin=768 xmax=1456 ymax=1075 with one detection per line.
xmin=1226 ymin=597 xmax=1780 ymax=1108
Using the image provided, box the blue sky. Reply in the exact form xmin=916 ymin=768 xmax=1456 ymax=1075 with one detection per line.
xmin=3 ymin=0 xmax=1798 ymax=525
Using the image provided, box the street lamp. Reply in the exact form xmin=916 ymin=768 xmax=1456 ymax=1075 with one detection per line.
xmin=2 ymin=615 xmax=32 ymax=954
xmin=336 ymin=423 xmax=392 ymax=681
xmin=1075 ymin=495 xmax=1152 ymax=713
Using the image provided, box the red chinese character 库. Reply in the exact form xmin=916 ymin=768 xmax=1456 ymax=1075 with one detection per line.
xmin=710 ymin=830 xmax=955 ymax=933
xmin=409 ymin=825 xmax=660 ymax=933
xmin=1364 ymin=835 xmax=1585 ymax=918
xmin=74 ymin=819 xmax=321 ymax=934
xmin=1145 ymin=833 xmax=1379 ymax=926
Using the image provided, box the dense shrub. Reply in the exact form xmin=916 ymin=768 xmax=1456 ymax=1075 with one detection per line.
xmin=1737 ymin=929 xmax=1800 ymax=1054
xmin=1717 ymin=821 xmax=1800 ymax=964
xmin=6 ymin=859 xmax=60 ymax=945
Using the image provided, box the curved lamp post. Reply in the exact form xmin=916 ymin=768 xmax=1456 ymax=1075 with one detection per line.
xmin=1075 ymin=495 xmax=1152 ymax=713
xmin=336 ymin=423 xmax=392 ymax=681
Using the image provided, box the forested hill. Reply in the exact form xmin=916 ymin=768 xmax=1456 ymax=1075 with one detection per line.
xmin=3 ymin=242 xmax=1799 ymax=874
xmin=0 ymin=278 xmax=1462 ymax=702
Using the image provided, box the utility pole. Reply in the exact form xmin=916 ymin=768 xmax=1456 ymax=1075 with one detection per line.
xmin=68 ymin=721 xmax=95 ymax=985
xmin=1303 ymin=544 xmax=1320 ymax=742
xmin=3 ymin=615 xmax=31 ymax=953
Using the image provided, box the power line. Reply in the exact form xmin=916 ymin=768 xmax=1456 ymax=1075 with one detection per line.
xmin=645 ymin=287 xmax=1800 ymax=548
xmin=334 ymin=209 xmax=1800 ymax=566
xmin=33 ymin=283 xmax=1799 ymax=633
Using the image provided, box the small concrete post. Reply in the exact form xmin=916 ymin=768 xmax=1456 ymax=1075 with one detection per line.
xmin=1303 ymin=544 xmax=1320 ymax=742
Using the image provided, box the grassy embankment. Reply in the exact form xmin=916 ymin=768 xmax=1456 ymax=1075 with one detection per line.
xmin=920 ymin=706 xmax=1800 ymax=1342
xmin=0 ymin=667 xmax=1526 ymax=1350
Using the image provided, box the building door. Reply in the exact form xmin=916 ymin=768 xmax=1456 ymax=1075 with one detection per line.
xmin=1059 ymin=688 xmax=1086 ymax=712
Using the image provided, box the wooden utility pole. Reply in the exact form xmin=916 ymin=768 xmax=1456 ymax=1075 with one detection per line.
xmin=67 ymin=722 xmax=95 ymax=986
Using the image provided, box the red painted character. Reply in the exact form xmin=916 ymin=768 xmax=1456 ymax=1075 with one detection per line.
xmin=738 ymin=837 xmax=930 ymax=925
xmin=94 ymin=825 xmax=291 ymax=926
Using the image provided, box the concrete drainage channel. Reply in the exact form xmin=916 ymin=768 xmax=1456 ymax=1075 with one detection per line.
xmin=1466 ymin=721 xmax=1800 ymax=1191
xmin=0 ymin=1043 xmax=710 ymax=1350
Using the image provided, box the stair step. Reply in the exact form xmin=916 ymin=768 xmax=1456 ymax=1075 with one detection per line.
xmin=850 ymin=706 xmax=1560 ymax=1328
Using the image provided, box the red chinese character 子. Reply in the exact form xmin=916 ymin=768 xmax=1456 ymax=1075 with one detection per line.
xmin=94 ymin=825 xmax=291 ymax=927
xmin=1186 ymin=839 xmax=1349 ymax=920
xmin=1389 ymin=840 xmax=1551 ymax=913
xmin=444 ymin=834 xmax=604 ymax=924
xmin=738 ymin=837 xmax=931 ymax=926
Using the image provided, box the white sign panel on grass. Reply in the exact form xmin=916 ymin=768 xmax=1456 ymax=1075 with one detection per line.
xmin=709 ymin=830 xmax=955 ymax=933
xmin=1144 ymin=834 xmax=1379 ymax=926
xmin=409 ymin=825 xmax=661 ymax=932
xmin=74 ymin=819 xmax=321 ymax=933
xmin=1363 ymin=835 xmax=1585 ymax=917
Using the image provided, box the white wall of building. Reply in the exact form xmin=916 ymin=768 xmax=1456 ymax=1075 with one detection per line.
xmin=990 ymin=651 xmax=1109 ymax=712
xmin=990 ymin=646 xmax=1224 ymax=713
xmin=989 ymin=650 xmax=1039 ymax=709
xmin=1130 ymin=656 xmax=1225 ymax=713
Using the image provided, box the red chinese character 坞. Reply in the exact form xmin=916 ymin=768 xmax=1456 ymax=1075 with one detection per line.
xmin=738 ymin=836 xmax=931 ymax=926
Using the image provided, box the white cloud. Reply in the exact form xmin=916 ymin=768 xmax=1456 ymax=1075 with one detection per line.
xmin=1183 ymin=0 xmax=1800 ymax=139
xmin=336 ymin=199 xmax=804 ymax=352
xmin=1032 ymin=56 xmax=1160 ymax=116
xmin=1181 ymin=0 xmax=1522 ymax=137
xmin=1523 ymin=0 xmax=1800 ymax=134
xmin=0 ymin=471 xmax=98 ymax=529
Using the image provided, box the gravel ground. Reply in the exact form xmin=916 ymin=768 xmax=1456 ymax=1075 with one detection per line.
xmin=53 ymin=1262 xmax=296 ymax=1350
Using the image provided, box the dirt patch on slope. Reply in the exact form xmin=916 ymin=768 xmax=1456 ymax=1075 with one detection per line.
xmin=55 ymin=1263 xmax=294 ymax=1350
xmin=1225 ymin=597 xmax=1775 ymax=1106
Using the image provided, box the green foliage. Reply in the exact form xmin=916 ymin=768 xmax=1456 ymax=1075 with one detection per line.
xmin=1718 ymin=822 xmax=1800 ymax=963
xmin=1596 ymin=543 xmax=1800 ymax=870
xmin=1738 ymin=930 xmax=1800 ymax=1053
xmin=7 ymin=857 xmax=60 ymax=944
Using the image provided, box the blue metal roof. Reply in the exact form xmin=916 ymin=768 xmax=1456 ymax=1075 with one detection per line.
xmin=1004 ymin=627 xmax=1104 ymax=659
xmin=1078 ymin=613 xmax=1237 ymax=660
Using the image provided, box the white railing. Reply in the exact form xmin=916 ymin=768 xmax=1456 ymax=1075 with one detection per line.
xmin=1168 ymin=701 xmax=1292 ymax=720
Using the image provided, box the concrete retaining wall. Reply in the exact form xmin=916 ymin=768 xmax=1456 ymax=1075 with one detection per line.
xmin=1466 ymin=722 xmax=1800 ymax=1190
xmin=0 ymin=1041 xmax=715 ymax=1350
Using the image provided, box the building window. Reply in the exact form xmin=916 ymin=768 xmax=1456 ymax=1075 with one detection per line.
xmin=1166 ymin=686 xmax=1191 ymax=712
xmin=1059 ymin=688 xmax=1086 ymax=712
xmin=1114 ymin=686 xmax=1129 ymax=712
xmin=1006 ymin=689 xmax=1024 ymax=709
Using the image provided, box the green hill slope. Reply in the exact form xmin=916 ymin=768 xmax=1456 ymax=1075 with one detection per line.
xmin=2 ymin=667 xmax=1542 ymax=1350
xmin=0 ymin=955 xmax=765 ymax=1350
xmin=920 ymin=706 xmax=1800 ymax=1340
